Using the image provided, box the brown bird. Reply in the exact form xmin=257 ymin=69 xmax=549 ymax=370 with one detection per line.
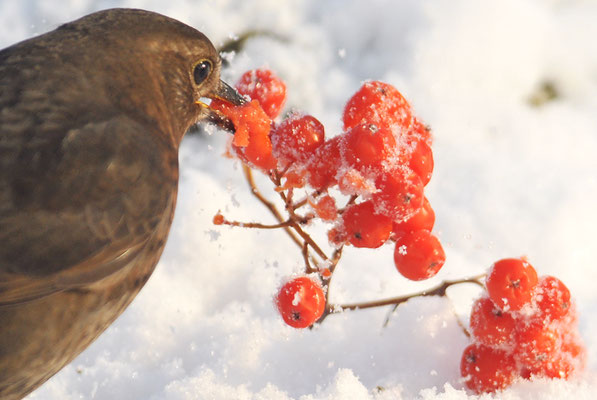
xmin=0 ymin=8 xmax=244 ymax=399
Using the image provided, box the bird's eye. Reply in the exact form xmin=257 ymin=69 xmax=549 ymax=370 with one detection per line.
xmin=193 ymin=60 xmax=212 ymax=86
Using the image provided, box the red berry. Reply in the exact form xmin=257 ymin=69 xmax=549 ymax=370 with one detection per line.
xmin=409 ymin=118 xmax=432 ymax=145
xmin=393 ymin=230 xmax=445 ymax=281
xmin=469 ymin=296 xmax=517 ymax=347
xmin=341 ymin=201 xmax=392 ymax=248
xmin=521 ymin=352 xmax=577 ymax=380
xmin=328 ymin=226 xmax=348 ymax=247
xmin=337 ymin=168 xmax=376 ymax=196
xmin=309 ymin=194 xmax=338 ymax=222
xmin=271 ymin=114 xmax=325 ymax=168
xmin=236 ymin=68 xmax=287 ymax=118
xmin=534 ymin=276 xmax=571 ymax=322
xmin=343 ymin=81 xmax=412 ymax=131
xmin=560 ymin=333 xmax=587 ymax=377
xmin=276 ymin=276 xmax=325 ymax=328
xmin=373 ymin=170 xmax=424 ymax=222
xmin=305 ymin=136 xmax=343 ymax=190
xmin=213 ymin=212 xmax=225 ymax=225
xmin=320 ymin=267 xmax=332 ymax=279
xmin=561 ymin=332 xmax=586 ymax=361
xmin=486 ymin=258 xmax=538 ymax=311
xmin=408 ymin=139 xmax=434 ymax=186
xmin=391 ymin=197 xmax=435 ymax=238
xmin=514 ymin=323 xmax=559 ymax=374
xmin=281 ymin=168 xmax=307 ymax=189
xmin=343 ymin=123 xmax=396 ymax=170
xmin=210 ymin=99 xmax=277 ymax=171
xmin=460 ymin=343 xmax=517 ymax=394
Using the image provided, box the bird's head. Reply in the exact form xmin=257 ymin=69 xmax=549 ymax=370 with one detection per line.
xmin=58 ymin=8 xmax=245 ymax=145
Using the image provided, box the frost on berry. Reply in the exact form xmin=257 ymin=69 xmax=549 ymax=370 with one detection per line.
xmin=236 ymin=68 xmax=287 ymax=119
xmin=470 ymin=296 xmax=516 ymax=347
xmin=271 ymin=113 xmax=325 ymax=169
xmin=373 ymin=170 xmax=425 ymax=223
xmin=343 ymin=123 xmax=397 ymax=171
xmin=460 ymin=343 xmax=517 ymax=393
xmin=343 ymin=80 xmax=413 ymax=131
xmin=392 ymin=197 xmax=435 ymax=238
xmin=533 ymin=275 xmax=571 ymax=322
xmin=305 ymin=135 xmax=344 ymax=191
xmin=308 ymin=194 xmax=338 ymax=222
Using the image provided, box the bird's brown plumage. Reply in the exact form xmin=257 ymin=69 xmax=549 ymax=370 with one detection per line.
xmin=0 ymin=8 xmax=243 ymax=399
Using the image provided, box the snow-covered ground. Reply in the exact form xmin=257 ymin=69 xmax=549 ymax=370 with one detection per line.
xmin=2 ymin=0 xmax=597 ymax=398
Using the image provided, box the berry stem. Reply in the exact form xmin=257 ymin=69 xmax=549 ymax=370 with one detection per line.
xmin=218 ymin=217 xmax=295 ymax=230
xmin=302 ymin=242 xmax=317 ymax=274
xmin=292 ymin=196 xmax=310 ymax=211
xmin=321 ymin=246 xmax=344 ymax=306
xmin=287 ymin=219 xmax=328 ymax=262
xmin=269 ymin=176 xmax=330 ymax=263
xmin=243 ymin=165 xmax=328 ymax=266
xmin=318 ymin=274 xmax=485 ymax=324
xmin=243 ymin=165 xmax=305 ymax=250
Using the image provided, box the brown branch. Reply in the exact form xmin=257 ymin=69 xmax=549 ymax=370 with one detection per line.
xmin=302 ymin=242 xmax=317 ymax=274
xmin=243 ymin=165 xmax=327 ymax=271
xmin=287 ymin=220 xmax=328 ymax=262
xmin=320 ymin=246 xmax=343 ymax=309
xmin=242 ymin=165 xmax=305 ymax=250
xmin=271 ymin=183 xmax=329 ymax=263
xmin=317 ymin=274 xmax=485 ymax=324
xmin=218 ymin=218 xmax=294 ymax=229
xmin=292 ymin=197 xmax=309 ymax=210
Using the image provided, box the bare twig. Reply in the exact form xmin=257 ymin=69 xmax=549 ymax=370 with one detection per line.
xmin=292 ymin=197 xmax=309 ymax=210
xmin=242 ymin=165 xmax=305 ymax=250
xmin=243 ymin=165 xmax=326 ymax=269
xmin=317 ymin=274 xmax=485 ymax=324
xmin=302 ymin=242 xmax=317 ymax=274
xmin=218 ymin=218 xmax=294 ymax=229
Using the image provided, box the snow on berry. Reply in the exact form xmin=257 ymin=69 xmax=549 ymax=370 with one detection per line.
xmin=391 ymin=197 xmax=435 ymax=238
xmin=470 ymin=296 xmax=517 ymax=347
xmin=271 ymin=113 xmax=325 ymax=168
xmin=236 ymin=68 xmax=287 ymax=119
xmin=343 ymin=80 xmax=413 ymax=131
xmin=460 ymin=343 xmax=517 ymax=393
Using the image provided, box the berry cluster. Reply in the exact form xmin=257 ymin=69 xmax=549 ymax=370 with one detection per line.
xmin=212 ymin=69 xmax=445 ymax=297
xmin=461 ymin=257 xmax=585 ymax=393
xmin=210 ymin=68 xmax=586 ymax=391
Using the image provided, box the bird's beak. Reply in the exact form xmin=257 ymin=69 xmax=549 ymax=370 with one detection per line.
xmin=197 ymin=80 xmax=246 ymax=133
xmin=210 ymin=80 xmax=246 ymax=106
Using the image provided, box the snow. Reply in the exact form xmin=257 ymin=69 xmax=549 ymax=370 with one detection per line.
xmin=2 ymin=0 xmax=597 ymax=398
